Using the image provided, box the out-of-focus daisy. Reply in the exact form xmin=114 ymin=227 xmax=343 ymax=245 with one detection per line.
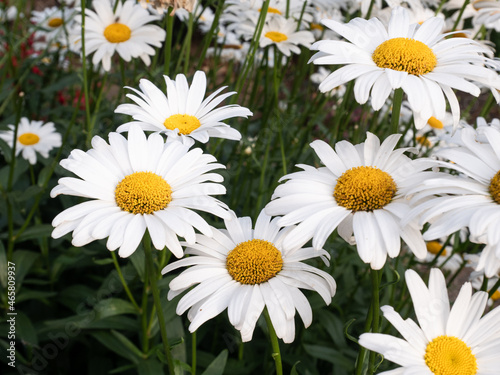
xmin=407 ymin=124 xmax=500 ymax=277
xmin=309 ymin=6 xmax=500 ymax=129
xmin=50 ymin=125 xmax=230 ymax=258
xmin=115 ymin=70 xmax=252 ymax=143
xmin=265 ymin=132 xmax=428 ymax=270
xmin=31 ymin=6 xmax=76 ymax=44
xmin=310 ymin=67 xmax=346 ymax=98
xmin=473 ymin=0 xmax=500 ymax=31
xmin=469 ymin=269 xmax=500 ymax=307
xmin=72 ymin=0 xmax=165 ymax=71
xmin=0 ymin=118 xmax=62 ymax=165
xmin=139 ymin=0 xmax=195 ymax=15
xmin=259 ymin=16 xmax=315 ymax=57
xmin=360 ymin=268 xmax=500 ymax=375
xmin=162 ymin=209 xmax=336 ymax=343
xmin=423 ymin=240 xmax=463 ymax=273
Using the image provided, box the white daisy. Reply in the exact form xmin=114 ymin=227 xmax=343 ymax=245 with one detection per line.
xmin=50 ymin=125 xmax=230 ymax=258
xmin=30 ymin=6 xmax=76 ymax=44
xmin=423 ymin=240 xmax=464 ymax=274
xmin=0 ymin=117 xmax=62 ymax=165
xmin=162 ymin=209 xmax=336 ymax=343
xmin=359 ymin=268 xmax=500 ymax=375
xmin=309 ymin=6 xmax=500 ymax=129
xmin=72 ymin=0 xmax=166 ymax=71
xmin=473 ymin=0 xmax=500 ymax=31
xmin=265 ymin=132 xmax=428 ymax=270
xmin=407 ymin=124 xmax=500 ymax=277
xmin=115 ymin=70 xmax=252 ymax=143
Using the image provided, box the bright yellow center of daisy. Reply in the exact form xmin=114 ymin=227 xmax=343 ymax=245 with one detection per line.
xmin=311 ymin=23 xmax=324 ymax=31
xmin=489 ymin=170 xmax=500 ymax=204
xmin=425 ymin=335 xmax=477 ymax=375
xmin=372 ymin=37 xmax=437 ymax=75
xmin=427 ymin=241 xmax=447 ymax=256
xmin=416 ymin=135 xmax=432 ymax=147
xmin=259 ymin=7 xmax=281 ymax=14
xmin=48 ymin=17 xmax=63 ymax=27
xmin=115 ymin=172 xmax=172 ymax=215
xmin=428 ymin=116 xmax=444 ymax=129
xmin=334 ymin=166 xmax=397 ymax=212
xmin=163 ymin=114 xmax=201 ymax=134
xmin=265 ymin=31 xmax=288 ymax=43
xmin=226 ymin=239 xmax=283 ymax=285
xmin=491 ymin=290 xmax=500 ymax=301
xmin=103 ymin=23 xmax=131 ymax=43
xmin=18 ymin=133 xmax=40 ymax=145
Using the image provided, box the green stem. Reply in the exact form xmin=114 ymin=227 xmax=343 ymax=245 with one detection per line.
xmin=263 ymin=308 xmax=283 ymax=375
xmin=354 ymin=303 xmax=373 ymax=375
xmin=451 ymin=0 xmax=470 ymax=32
xmin=141 ymin=279 xmax=150 ymax=353
xmin=111 ymin=252 xmax=140 ymax=311
xmin=80 ymin=0 xmax=92 ymax=146
xmin=391 ymin=88 xmax=403 ymax=135
xmin=191 ymin=331 xmax=197 ymax=375
xmin=164 ymin=9 xmax=174 ymax=76
xmin=488 ymin=277 xmax=500 ymax=299
xmin=368 ymin=269 xmax=381 ymax=374
xmin=183 ymin=13 xmax=194 ymax=74
xmin=143 ymin=232 xmax=175 ymax=374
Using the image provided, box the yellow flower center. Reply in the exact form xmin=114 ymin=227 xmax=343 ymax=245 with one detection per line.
xmin=259 ymin=7 xmax=281 ymax=14
xmin=226 ymin=239 xmax=283 ymax=285
xmin=489 ymin=170 xmax=500 ymax=204
xmin=115 ymin=172 xmax=172 ymax=215
xmin=416 ymin=135 xmax=432 ymax=147
xmin=491 ymin=290 xmax=500 ymax=301
xmin=372 ymin=37 xmax=437 ymax=75
xmin=311 ymin=23 xmax=324 ymax=31
xmin=334 ymin=166 xmax=397 ymax=212
xmin=18 ymin=133 xmax=40 ymax=146
xmin=426 ymin=241 xmax=447 ymax=256
xmin=103 ymin=23 xmax=132 ymax=43
xmin=425 ymin=335 xmax=477 ymax=375
xmin=428 ymin=116 xmax=444 ymax=129
xmin=163 ymin=114 xmax=201 ymax=135
xmin=48 ymin=17 xmax=63 ymax=28
xmin=265 ymin=31 xmax=288 ymax=43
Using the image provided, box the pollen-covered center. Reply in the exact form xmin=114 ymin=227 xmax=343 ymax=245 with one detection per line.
xmin=103 ymin=23 xmax=131 ymax=43
xmin=428 ymin=116 xmax=444 ymax=129
xmin=425 ymin=335 xmax=477 ymax=375
xmin=265 ymin=31 xmax=288 ymax=43
xmin=18 ymin=132 xmax=40 ymax=146
xmin=115 ymin=171 xmax=172 ymax=215
xmin=489 ymin=170 xmax=500 ymax=204
xmin=226 ymin=239 xmax=283 ymax=285
xmin=372 ymin=37 xmax=437 ymax=75
xmin=259 ymin=7 xmax=282 ymax=14
xmin=48 ymin=17 xmax=63 ymax=27
xmin=334 ymin=166 xmax=397 ymax=211
xmin=426 ymin=241 xmax=447 ymax=256
xmin=164 ymin=114 xmax=201 ymax=134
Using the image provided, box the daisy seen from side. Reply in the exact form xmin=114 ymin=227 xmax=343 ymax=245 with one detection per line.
xmin=0 ymin=117 xmax=62 ymax=165
xmin=50 ymin=125 xmax=230 ymax=258
xmin=265 ymin=132 xmax=429 ymax=270
xmin=359 ymin=268 xmax=500 ymax=375
xmin=162 ymin=209 xmax=336 ymax=343
xmin=72 ymin=0 xmax=166 ymax=71
xmin=115 ymin=70 xmax=252 ymax=143
xmin=309 ymin=6 xmax=500 ymax=129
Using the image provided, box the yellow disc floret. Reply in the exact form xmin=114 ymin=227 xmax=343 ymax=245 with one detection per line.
xmin=489 ymin=170 xmax=500 ymax=204
xmin=259 ymin=7 xmax=282 ymax=14
xmin=372 ymin=37 xmax=437 ymax=75
xmin=426 ymin=241 xmax=447 ymax=256
xmin=48 ymin=17 xmax=64 ymax=28
xmin=103 ymin=23 xmax=132 ymax=43
xmin=425 ymin=335 xmax=477 ymax=375
xmin=265 ymin=31 xmax=288 ymax=43
xmin=18 ymin=133 xmax=40 ymax=146
xmin=334 ymin=166 xmax=397 ymax=211
xmin=428 ymin=116 xmax=444 ymax=129
xmin=115 ymin=171 xmax=172 ymax=215
xmin=164 ymin=114 xmax=201 ymax=134
xmin=226 ymin=239 xmax=283 ymax=285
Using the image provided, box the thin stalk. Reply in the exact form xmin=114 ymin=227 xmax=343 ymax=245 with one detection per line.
xmin=451 ymin=0 xmax=470 ymax=32
xmin=196 ymin=0 xmax=226 ymax=70
xmin=111 ymin=252 xmax=140 ymax=311
xmin=391 ymin=88 xmax=403 ymax=135
xmin=143 ymin=232 xmax=175 ymax=374
xmin=183 ymin=12 xmax=194 ymax=74
xmin=354 ymin=303 xmax=373 ymax=375
xmin=368 ymin=269 xmax=381 ymax=375
xmin=263 ymin=308 xmax=283 ymax=375
xmin=141 ymin=279 xmax=150 ymax=353
xmin=488 ymin=277 xmax=500 ymax=299
xmin=80 ymin=0 xmax=92 ymax=145
xmin=191 ymin=331 xmax=197 ymax=375
xmin=164 ymin=9 xmax=174 ymax=76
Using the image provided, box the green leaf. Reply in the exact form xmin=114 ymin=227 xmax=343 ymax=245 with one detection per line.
xmin=0 ymin=240 xmax=6 ymax=287
xmin=129 ymin=248 xmax=145 ymax=282
xmin=15 ymin=224 xmax=53 ymax=242
xmin=10 ymin=185 xmax=42 ymax=202
xmin=91 ymin=331 xmax=142 ymax=364
xmin=111 ymin=330 xmax=144 ymax=358
xmin=94 ymin=298 xmax=138 ymax=320
xmin=16 ymin=289 xmax=57 ymax=303
xmin=137 ymin=357 xmax=165 ymax=375
xmin=303 ymin=344 xmax=353 ymax=370
xmin=16 ymin=311 xmax=38 ymax=347
xmin=316 ymin=309 xmax=347 ymax=347
xmin=92 ymin=257 xmax=115 ymax=265
xmin=290 ymin=361 xmax=301 ymax=375
xmin=0 ymin=137 xmax=12 ymax=163
xmin=11 ymin=250 xmax=39 ymax=289
xmin=201 ymin=349 xmax=228 ymax=375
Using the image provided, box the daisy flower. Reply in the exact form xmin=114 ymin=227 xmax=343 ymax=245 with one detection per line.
xmin=30 ymin=6 xmax=76 ymax=44
xmin=265 ymin=132 xmax=428 ymax=270
xmin=162 ymin=209 xmax=336 ymax=343
xmin=309 ymin=6 xmax=500 ymax=129
xmin=50 ymin=125 xmax=230 ymax=258
xmin=360 ymin=268 xmax=500 ymax=375
xmin=473 ymin=0 xmax=500 ymax=31
xmin=423 ymin=240 xmax=463 ymax=274
xmin=115 ymin=70 xmax=252 ymax=143
xmin=407 ymin=124 xmax=500 ymax=277
xmin=0 ymin=117 xmax=62 ymax=165
xmin=72 ymin=0 xmax=166 ymax=71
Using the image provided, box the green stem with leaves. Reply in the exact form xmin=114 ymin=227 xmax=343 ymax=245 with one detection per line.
xmin=264 ymin=308 xmax=283 ymax=375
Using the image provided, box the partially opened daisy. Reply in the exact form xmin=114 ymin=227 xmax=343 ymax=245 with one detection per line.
xmin=162 ymin=209 xmax=336 ymax=343
xmin=73 ymin=0 xmax=165 ymax=71
xmin=0 ymin=117 xmax=62 ymax=165
xmin=51 ymin=125 xmax=230 ymax=258
xmin=407 ymin=125 xmax=500 ymax=277
xmin=115 ymin=70 xmax=252 ymax=143
xmin=359 ymin=268 xmax=500 ymax=375
xmin=265 ymin=132 xmax=428 ymax=270
xmin=309 ymin=6 xmax=500 ymax=129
